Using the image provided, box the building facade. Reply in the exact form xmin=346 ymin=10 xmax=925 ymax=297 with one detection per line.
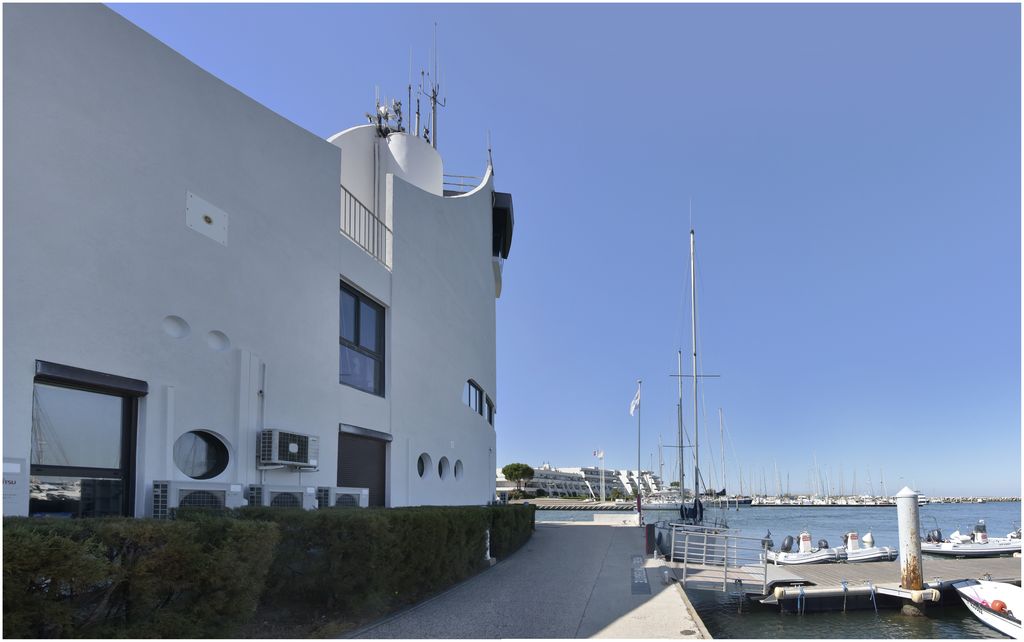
xmin=495 ymin=465 xmax=662 ymax=499
xmin=3 ymin=4 xmax=514 ymax=517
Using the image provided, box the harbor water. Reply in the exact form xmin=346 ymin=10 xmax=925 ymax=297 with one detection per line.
xmin=537 ymin=502 xmax=1021 ymax=638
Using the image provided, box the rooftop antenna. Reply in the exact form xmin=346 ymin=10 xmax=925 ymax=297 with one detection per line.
xmin=419 ymin=22 xmax=446 ymax=150
xmin=408 ymin=48 xmax=413 ymax=135
xmin=487 ymin=130 xmax=494 ymax=172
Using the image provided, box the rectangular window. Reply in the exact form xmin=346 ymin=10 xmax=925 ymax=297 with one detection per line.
xmin=465 ymin=380 xmax=483 ymax=415
xmin=486 ymin=396 xmax=495 ymax=426
xmin=340 ymin=282 xmax=385 ymax=396
xmin=29 ymin=361 xmax=145 ymax=518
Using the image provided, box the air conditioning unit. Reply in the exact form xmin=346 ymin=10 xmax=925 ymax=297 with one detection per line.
xmin=152 ymin=480 xmax=247 ymax=519
xmin=257 ymin=429 xmax=319 ymax=470
xmin=316 ymin=486 xmax=370 ymax=509
xmin=246 ymin=484 xmax=318 ymax=510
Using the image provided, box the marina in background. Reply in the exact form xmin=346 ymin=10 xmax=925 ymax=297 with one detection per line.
xmin=537 ymin=501 xmax=1021 ymax=638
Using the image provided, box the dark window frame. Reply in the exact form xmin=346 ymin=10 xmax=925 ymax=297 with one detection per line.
xmin=465 ymin=380 xmax=483 ymax=415
xmin=31 ymin=361 xmax=145 ymax=517
xmin=340 ymin=281 xmax=385 ymax=396
xmin=486 ymin=396 xmax=495 ymax=426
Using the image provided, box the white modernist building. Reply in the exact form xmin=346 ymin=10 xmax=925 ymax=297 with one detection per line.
xmin=3 ymin=4 xmax=515 ymax=517
xmin=494 ymin=465 xmax=662 ymax=499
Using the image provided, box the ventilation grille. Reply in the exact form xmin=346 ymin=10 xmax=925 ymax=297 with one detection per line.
xmin=153 ymin=481 xmax=169 ymax=519
xmin=257 ymin=429 xmax=318 ymax=468
xmin=277 ymin=433 xmax=308 ymax=464
xmin=316 ymin=487 xmax=331 ymax=509
xmin=269 ymin=492 xmax=302 ymax=508
xmin=179 ymin=489 xmax=225 ymax=510
xmin=247 ymin=485 xmax=264 ymax=507
xmin=336 ymin=493 xmax=361 ymax=507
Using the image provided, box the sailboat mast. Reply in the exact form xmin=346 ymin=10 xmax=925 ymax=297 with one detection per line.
xmin=690 ymin=229 xmax=699 ymax=499
xmin=719 ymin=408 xmax=725 ymax=497
xmin=677 ymin=350 xmax=684 ymax=496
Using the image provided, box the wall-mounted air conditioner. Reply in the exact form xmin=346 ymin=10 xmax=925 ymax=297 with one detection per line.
xmin=152 ymin=480 xmax=247 ymax=519
xmin=257 ymin=429 xmax=319 ymax=470
xmin=246 ymin=484 xmax=318 ymax=510
xmin=316 ymin=486 xmax=370 ymax=509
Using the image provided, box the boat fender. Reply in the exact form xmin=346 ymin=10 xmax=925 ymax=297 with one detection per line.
xmin=817 ymin=539 xmax=829 ymax=550
xmin=992 ymin=599 xmax=1008 ymax=613
xmin=773 ymin=586 xmax=786 ymax=601
xmin=781 ymin=535 xmax=794 ymax=553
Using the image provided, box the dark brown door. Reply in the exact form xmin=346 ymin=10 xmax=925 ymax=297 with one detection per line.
xmin=337 ymin=432 xmax=386 ymax=507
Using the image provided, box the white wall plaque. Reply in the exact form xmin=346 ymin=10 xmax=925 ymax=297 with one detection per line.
xmin=185 ymin=191 xmax=229 ymax=246
xmin=3 ymin=457 xmax=29 ymax=516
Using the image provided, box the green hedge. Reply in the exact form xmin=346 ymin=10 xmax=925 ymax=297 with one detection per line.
xmin=3 ymin=515 xmax=279 ymax=638
xmin=3 ymin=503 xmax=535 ymax=638
xmin=236 ymin=504 xmax=535 ymax=615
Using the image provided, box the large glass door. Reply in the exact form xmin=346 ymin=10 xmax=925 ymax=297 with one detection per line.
xmin=29 ymin=362 xmax=143 ymax=517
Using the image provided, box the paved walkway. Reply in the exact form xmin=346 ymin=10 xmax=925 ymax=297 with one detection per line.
xmin=347 ymin=523 xmax=709 ymax=639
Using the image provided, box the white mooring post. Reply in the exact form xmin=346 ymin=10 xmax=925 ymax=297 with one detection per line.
xmin=896 ymin=486 xmax=924 ymax=615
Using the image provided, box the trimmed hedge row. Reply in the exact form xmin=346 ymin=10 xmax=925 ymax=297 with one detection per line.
xmin=3 ymin=514 xmax=279 ymax=638
xmin=3 ymin=503 xmax=535 ymax=638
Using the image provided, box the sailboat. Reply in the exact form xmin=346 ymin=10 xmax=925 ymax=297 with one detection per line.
xmin=654 ymin=228 xmax=730 ymax=560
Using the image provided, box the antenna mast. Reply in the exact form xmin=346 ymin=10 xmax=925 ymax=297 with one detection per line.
xmin=419 ymin=22 xmax=446 ymax=150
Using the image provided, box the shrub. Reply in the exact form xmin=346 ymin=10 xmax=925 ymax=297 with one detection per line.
xmin=3 ymin=516 xmax=278 ymax=638
xmin=236 ymin=505 xmax=491 ymax=614
xmin=486 ymin=504 xmax=535 ymax=559
xmin=4 ymin=503 xmax=536 ymax=638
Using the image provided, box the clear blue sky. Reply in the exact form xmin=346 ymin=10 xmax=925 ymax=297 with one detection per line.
xmin=109 ymin=3 xmax=1020 ymax=497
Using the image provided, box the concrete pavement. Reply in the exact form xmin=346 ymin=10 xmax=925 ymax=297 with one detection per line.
xmin=347 ymin=522 xmax=709 ymax=639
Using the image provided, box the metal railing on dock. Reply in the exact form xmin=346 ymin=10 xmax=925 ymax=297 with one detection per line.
xmin=669 ymin=524 xmax=771 ymax=595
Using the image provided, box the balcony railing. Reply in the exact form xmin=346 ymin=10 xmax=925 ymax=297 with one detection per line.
xmin=341 ymin=186 xmax=392 ymax=269
xmin=443 ymin=174 xmax=483 ymax=194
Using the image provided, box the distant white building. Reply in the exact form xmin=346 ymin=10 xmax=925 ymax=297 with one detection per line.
xmin=3 ymin=4 xmax=515 ymax=517
xmin=495 ymin=465 xmax=662 ymax=499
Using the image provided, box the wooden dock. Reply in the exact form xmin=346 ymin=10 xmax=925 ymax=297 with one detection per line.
xmin=668 ymin=556 xmax=1021 ymax=604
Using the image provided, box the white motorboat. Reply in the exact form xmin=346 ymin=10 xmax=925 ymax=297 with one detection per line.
xmin=836 ymin=531 xmax=899 ymax=563
xmin=922 ymin=521 xmax=1022 ymax=558
xmin=954 ymin=579 xmax=1022 ymax=638
xmin=765 ymin=530 xmax=843 ymax=565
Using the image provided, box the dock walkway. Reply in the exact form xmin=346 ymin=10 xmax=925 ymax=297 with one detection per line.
xmin=670 ymin=556 xmax=1021 ymax=604
xmin=347 ymin=523 xmax=709 ymax=639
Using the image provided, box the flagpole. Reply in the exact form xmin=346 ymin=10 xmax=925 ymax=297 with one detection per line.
xmin=636 ymin=378 xmax=642 ymax=525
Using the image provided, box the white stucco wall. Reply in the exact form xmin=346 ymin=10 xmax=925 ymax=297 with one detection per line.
xmin=3 ymin=4 xmax=503 ymax=514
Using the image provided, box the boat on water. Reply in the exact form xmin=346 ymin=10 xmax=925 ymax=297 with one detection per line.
xmin=763 ymin=529 xmax=897 ymax=565
xmin=953 ymin=579 xmax=1022 ymax=638
xmin=921 ymin=520 xmax=1022 ymax=557
xmin=764 ymin=530 xmax=843 ymax=565
xmin=836 ymin=531 xmax=898 ymax=563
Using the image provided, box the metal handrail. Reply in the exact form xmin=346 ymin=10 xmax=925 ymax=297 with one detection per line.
xmin=669 ymin=524 xmax=770 ymax=595
xmin=443 ymin=173 xmax=483 ymax=192
xmin=341 ymin=186 xmax=392 ymax=269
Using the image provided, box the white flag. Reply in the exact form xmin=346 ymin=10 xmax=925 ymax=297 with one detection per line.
xmin=629 ymin=383 xmax=641 ymax=416
xmin=594 ymin=450 xmax=604 ymax=459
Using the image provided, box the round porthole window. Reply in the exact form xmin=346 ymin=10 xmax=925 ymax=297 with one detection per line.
xmin=173 ymin=430 xmax=229 ymax=480
xmin=454 ymin=459 xmax=464 ymax=481
xmin=417 ymin=453 xmax=432 ymax=478
xmin=438 ymin=456 xmax=450 ymax=480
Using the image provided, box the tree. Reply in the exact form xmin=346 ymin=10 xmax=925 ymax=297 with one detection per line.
xmin=669 ymin=481 xmax=680 ymax=488
xmin=501 ymin=463 xmax=535 ymax=492
xmin=610 ymin=488 xmax=624 ymax=501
